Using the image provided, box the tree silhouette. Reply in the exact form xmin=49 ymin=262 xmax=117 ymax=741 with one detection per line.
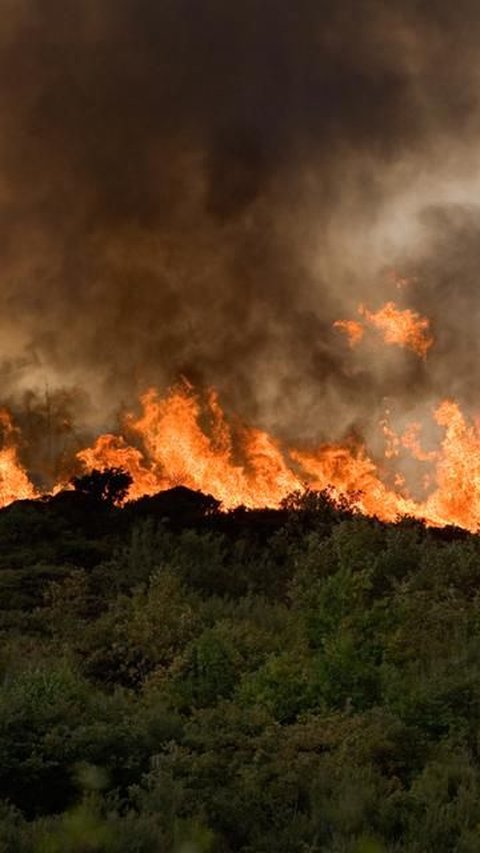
xmin=71 ymin=467 xmax=132 ymax=507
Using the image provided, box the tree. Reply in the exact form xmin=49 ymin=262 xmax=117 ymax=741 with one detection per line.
xmin=70 ymin=467 xmax=132 ymax=507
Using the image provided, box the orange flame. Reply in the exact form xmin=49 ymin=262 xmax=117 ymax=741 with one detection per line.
xmin=335 ymin=301 xmax=433 ymax=358
xmin=77 ymin=434 xmax=163 ymax=501
xmin=333 ymin=319 xmax=365 ymax=347
xmin=74 ymin=388 xmax=480 ymax=532
xmin=126 ymin=388 xmax=301 ymax=508
xmin=77 ymin=388 xmax=301 ymax=508
xmin=1 ymin=383 xmax=480 ymax=533
xmin=0 ymin=411 xmax=37 ymax=506
xmin=359 ymin=302 xmax=433 ymax=358
xmin=422 ymin=401 xmax=480 ymax=531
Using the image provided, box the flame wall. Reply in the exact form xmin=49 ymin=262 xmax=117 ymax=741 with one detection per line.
xmin=1 ymin=1 xmax=480 ymax=524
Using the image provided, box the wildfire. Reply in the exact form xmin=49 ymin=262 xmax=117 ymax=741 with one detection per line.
xmin=0 ymin=411 xmax=37 ymax=505
xmin=335 ymin=300 xmax=433 ymax=358
xmin=72 ymin=388 xmax=480 ymax=531
xmin=359 ymin=302 xmax=433 ymax=358
xmin=422 ymin=401 xmax=480 ymax=531
xmin=332 ymin=319 xmax=364 ymax=348
xmin=75 ymin=388 xmax=301 ymax=508
xmin=77 ymin=434 xmax=163 ymax=501
xmin=1 ymin=384 xmax=480 ymax=531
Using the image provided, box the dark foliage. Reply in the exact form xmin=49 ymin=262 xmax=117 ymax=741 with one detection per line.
xmin=71 ymin=468 xmax=133 ymax=508
xmin=2 ymin=478 xmax=480 ymax=850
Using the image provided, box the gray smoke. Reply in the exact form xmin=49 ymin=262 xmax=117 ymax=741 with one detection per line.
xmin=1 ymin=0 xmax=480 ymax=472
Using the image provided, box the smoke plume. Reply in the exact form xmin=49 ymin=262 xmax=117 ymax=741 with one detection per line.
xmin=1 ymin=0 xmax=480 ymax=468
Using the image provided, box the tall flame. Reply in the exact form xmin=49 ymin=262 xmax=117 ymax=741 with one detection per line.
xmin=0 ymin=411 xmax=37 ymax=505
xmin=78 ymin=388 xmax=301 ymax=508
xmin=1 ymin=385 xmax=480 ymax=531
xmin=74 ymin=386 xmax=480 ymax=532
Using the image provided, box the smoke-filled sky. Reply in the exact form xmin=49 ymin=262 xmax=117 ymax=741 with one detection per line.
xmin=2 ymin=0 xmax=480 ymax=449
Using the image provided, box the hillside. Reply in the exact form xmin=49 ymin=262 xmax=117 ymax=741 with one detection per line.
xmin=1 ymin=478 xmax=480 ymax=852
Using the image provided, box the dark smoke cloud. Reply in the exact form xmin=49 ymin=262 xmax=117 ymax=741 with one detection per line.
xmin=1 ymin=0 xmax=480 ymax=467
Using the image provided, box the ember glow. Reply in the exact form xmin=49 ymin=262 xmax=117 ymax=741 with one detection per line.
xmin=335 ymin=302 xmax=433 ymax=358
xmin=333 ymin=319 xmax=365 ymax=348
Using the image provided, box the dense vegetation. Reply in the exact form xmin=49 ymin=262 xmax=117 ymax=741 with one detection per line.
xmin=1 ymin=472 xmax=480 ymax=851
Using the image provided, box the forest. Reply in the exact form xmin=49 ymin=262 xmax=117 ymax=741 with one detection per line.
xmin=1 ymin=470 xmax=480 ymax=852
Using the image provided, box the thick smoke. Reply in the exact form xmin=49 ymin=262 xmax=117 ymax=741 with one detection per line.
xmin=1 ymin=0 xmax=480 ymax=468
